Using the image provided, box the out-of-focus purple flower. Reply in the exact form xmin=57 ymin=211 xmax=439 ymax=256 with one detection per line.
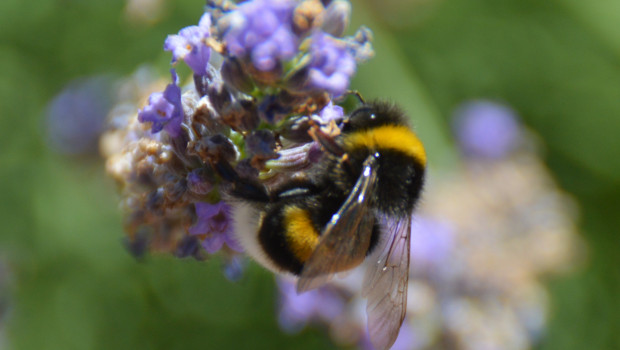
xmin=223 ymin=255 xmax=246 ymax=281
xmin=277 ymin=278 xmax=345 ymax=333
xmin=164 ymin=13 xmax=212 ymax=76
xmin=45 ymin=75 xmax=113 ymax=155
xmin=410 ymin=217 xmax=454 ymax=269
xmin=189 ymin=201 xmax=242 ymax=253
xmin=453 ymin=100 xmax=522 ymax=159
xmin=222 ymin=0 xmax=298 ymax=71
xmin=138 ymin=70 xmax=183 ymax=137
xmin=307 ymin=31 xmax=356 ymax=97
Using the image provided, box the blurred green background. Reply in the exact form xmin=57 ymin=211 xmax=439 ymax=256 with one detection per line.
xmin=1 ymin=0 xmax=619 ymax=349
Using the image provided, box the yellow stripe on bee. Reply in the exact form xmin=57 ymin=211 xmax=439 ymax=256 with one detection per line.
xmin=344 ymin=125 xmax=427 ymax=166
xmin=283 ymin=206 xmax=320 ymax=262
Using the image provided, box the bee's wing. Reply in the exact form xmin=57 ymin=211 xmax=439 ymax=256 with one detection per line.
xmin=362 ymin=215 xmax=411 ymax=350
xmin=296 ymin=155 xmax=379 ymax=293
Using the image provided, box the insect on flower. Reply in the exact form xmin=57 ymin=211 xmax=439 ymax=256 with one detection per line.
xmin=227 ymin=99 xmax=426 ymax=350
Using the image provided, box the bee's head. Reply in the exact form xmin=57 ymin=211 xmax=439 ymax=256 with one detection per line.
xmin=336 ymin=100 xmax=425 ymax=217
xmin=341 ymin=101 xmax=408 ymax=133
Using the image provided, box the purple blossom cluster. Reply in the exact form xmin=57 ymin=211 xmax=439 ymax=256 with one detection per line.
xmin=102 ymin=0 xmax=373 ymax=266
xmin=222 ymin=0 xmax=299 ymax=71
xmin=274 ymin=103 xmax=582 ymax=349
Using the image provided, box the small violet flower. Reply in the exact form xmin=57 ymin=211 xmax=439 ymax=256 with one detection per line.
xmin=189 ymin=201 xmax=242 ymax=254
xmin=223 ymin=0 xmax=298 ymax=71
xmin=307 ymin=31 xmax=356 ymax=97
xmin=316 ymin=101 xmax=344 ymax=123
xmin=164 ymin=13 xmax=212 ymax=76
xmin=137 ymin=70 xmax=183 ymax=137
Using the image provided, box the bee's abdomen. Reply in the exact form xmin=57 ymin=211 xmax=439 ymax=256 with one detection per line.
xmin=282 ymin=206 xmax=321 ymax=263
xmin=258 ymin=204 xmax=320 ymax=275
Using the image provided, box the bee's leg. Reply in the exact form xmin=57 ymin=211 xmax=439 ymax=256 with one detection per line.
xmin=308 ymin=122 xmax=359 ymax=177
xmin=308 ymin=121 xmax=346 ymax=157
xmin=343 ymin=90 xmax=366 ymax=104
xmin=213 ymin=159 xmax=270 ymax=203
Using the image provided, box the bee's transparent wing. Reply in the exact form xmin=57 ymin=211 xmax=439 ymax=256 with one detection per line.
xmin=296 ymin=155 xmax=379 ymax=293
xmin=362 ymin=215 xmax=411 ymax=350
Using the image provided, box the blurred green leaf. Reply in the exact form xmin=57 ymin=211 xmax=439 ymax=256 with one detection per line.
xmin=392 ymin=0 xmax=620 ymax=189
xmin=558 ymin=0 xmax=620 ymax=59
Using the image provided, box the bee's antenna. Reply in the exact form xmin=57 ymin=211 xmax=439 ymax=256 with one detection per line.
xmin=345 ymin=90 xmax=366 ymax=104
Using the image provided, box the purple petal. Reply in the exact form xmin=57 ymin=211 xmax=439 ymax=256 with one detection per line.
xmin=225 ymin=233 xmax=244 ymax=253
xmin=137 ymin=69 xmax=183 ymax=136
xmin=195 ymin=201 xmax=222 ymax=220
xmin=252 ymin=41 xmax=279 ymax=71
xmin=198 ymin=12 xmax=211 ymax=30
xmin=318 ymin=101 xmax=344 ymax=123
xmin=164 ymin=13 xmax=212 ymax=76
xmin=163 ymin=35 xmax=190 ymax=63
xmin=202 ymin=233 xmax=225 ymax=254
xmin=188 ymin=219 xmax=210 ymax=236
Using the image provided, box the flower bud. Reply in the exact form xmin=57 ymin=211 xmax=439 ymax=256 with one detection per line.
xmin=315 ymin=0 xmax=350 ymax=37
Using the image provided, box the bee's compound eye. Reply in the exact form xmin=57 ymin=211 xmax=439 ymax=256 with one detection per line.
xmin=370 ymin=113 xmax=377 ymax=120
xmin=373 ymin=152 xmax=380 ymax=159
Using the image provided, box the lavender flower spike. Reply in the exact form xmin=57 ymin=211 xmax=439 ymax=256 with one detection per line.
xmin=164 ymin=13 xmax=212 ymax=76
xmin=307 ymin=31 xmax=356 ymax=97
xmin=189 ymin=201 xmax=242 ymax=254
xmin=222 ymin=0 xmax=298 ymax=71
xmin=137 ymin=69 xmax=183 ymax=137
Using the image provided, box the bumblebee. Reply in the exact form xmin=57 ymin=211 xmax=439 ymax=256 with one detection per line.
xmin=228 ymin=101 xmax=426 ymax=350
